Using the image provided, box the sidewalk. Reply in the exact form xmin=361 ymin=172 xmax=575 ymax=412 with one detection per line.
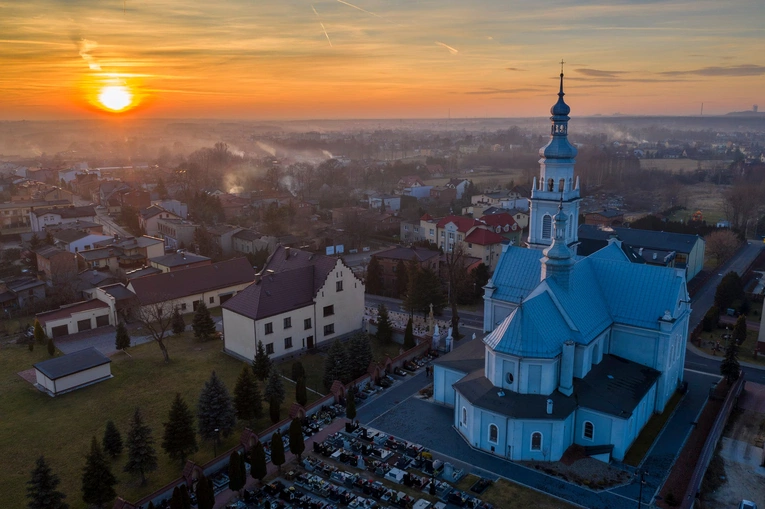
xmin=686 ymin=340 xmax=764 ymax=371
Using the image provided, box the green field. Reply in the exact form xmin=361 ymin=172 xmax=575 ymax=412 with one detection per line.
xmin=0 ymin=332 xmax=318 ymax=508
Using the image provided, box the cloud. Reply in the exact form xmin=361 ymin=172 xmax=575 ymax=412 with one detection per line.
xmin=660 ymin=64 xmax=765 ymax=76
xmin=575 ymin=68 xmax=628 ymax=78
xmin=465 ymin=87 xmax=544 ymax=95
xmin=506 ymin=67 xmax=526 ymax=71
xmin=72 ymin=36 xmax=101 ymax=71
xmin=435 ymin=41 xmax=458 ymax=55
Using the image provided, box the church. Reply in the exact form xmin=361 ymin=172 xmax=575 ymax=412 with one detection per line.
xmin=432 ymin=71 xmax=690 ymax=463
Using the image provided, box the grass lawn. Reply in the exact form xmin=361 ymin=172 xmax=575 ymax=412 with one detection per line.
xmin=0 ymin=313 xmax=35 ymax=336
xmin=697 ymin=327 xmax=763 ymax=366
xmin=623 ymin=391 xmax=684 ymax=466
xmin=0 ymin=332 xmax=319 ymax=509
xmin=455 ymin=474 xmax=578 ymax=509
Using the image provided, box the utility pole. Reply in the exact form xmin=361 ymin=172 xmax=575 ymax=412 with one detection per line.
xmin=637 ymin=470 xmax=647 ymax=509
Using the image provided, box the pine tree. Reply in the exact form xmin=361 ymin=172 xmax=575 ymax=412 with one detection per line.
xmin=291 ymin=361 xmax=306 ymax=381
xmin=44 ymin=230 xmax=55 ymax=246
xmin=197 ymin=371 xmax=236 ymax=442
xmin=295 ymin=376 xmax=308 ymax=406
xmin=192 ymin=301 xmax=217 ymax=341
xmin=171 ymin=306 xmax=186 ymax=335
xmin=195 ymin=473 xmax=215 ymax=509
xmin=270 ymin=431 xmax=285 ymax=473
xmin=33 ymin=319 xmax=46 ymax=344
xmin=403 ymin=258 xmax=423 ymax=316
xmin=81 ymin=437 xmax=117 ymax=508
xmin=269 ymin=395 xmax=280 ymax=423
xmin=228 ymin=451 xmax=245 ymax=493
xmin=46 ymin=338 xmax=56 ymax=356
xmin=234 ymin=366 xmax=262 ymax=425
xmin=289 ymin=418 xmax=305 ymax=461
xmin=323 ymin=339 xmax=350 ymax=390
xmin=715 ymin=271 xmax=745 ymax=311
xmin=395 ymin=259 xmax=408 ymax=298
xmin=376 ymin=304 xmax=393 ymax=344
xmin=421 ymin=267 xmax=447 ymax=315
xmin=147 ymin=503 xmax=156 ymax=509
xmin=250 ymin=442 xmax=267 ymax=482
xmin=124 ymin=407 xmax=158 ymax=485
xmin=115 ymin=321 xmax=131 ymax=351
xmin=346 ymin=390 xmax=357 ymax=422
xmin=179 ymin=484 xmax=191 ymax=509
xmin=30 ymin=233 xmax=40 ymax=250
xmin=347 ymin=333 xmax=374 ymax=380
xmin=170 ymin=486 xmax=182 ymax=509
xmin=162 ymin=393 xmax=198 ymax=466
xmin=733 ymin=314 xmax=748 ymax=345
xmin=365 ymin=256 xmax=383 ymax=295
xmin=252 ymin=340 xmax=272 ymax=381
xmin=720 ymin=336 xmax=741 ymax=383
xmin=403 ymin=317 xmax=416 ymax=350
xmin=155 ymin=177 xmax=169 ymax=200
xmin=263 ymin=368 xmax=285 ymax=407
xmin=27 ymin=455 xmax=69 ymax=509
xmin=102 ymin=420 xmax=123 ymax=458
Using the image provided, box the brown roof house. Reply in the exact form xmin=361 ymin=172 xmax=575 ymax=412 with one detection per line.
xmin=34 ymin=245 xmax=77 ymax=285
xmin=221 ymin=245 xmax=365 ymax=362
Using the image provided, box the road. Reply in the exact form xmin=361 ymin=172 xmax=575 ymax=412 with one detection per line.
xmin=73 ymin=196 xmax=131 ymax=237
xmin=364 ymin=294 xmax=484 ymax=330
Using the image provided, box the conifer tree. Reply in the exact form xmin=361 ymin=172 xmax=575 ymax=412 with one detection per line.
xmin=270 ymin=431 xmax=285 ymax=473
xmin=291 ymin=361 xmax=306 ymax=381
xmin=171 ymin=306 xmax=186 ymax=335
xmin=30 ymin=233 xmax=40 ymax=250
xmin=147 ymin=503 xmax=156 ymax=509
xmin=162 ymin=393 xmax=198 ymax=466
xmin=27 ymin=455 xmax=69 ymax=509
xmin=347 ymin=333 xmax=374 ymax=380
xmin=323 ymin=339 xmax=350 ymax=390
xmin=115 ymin=321 xmax=131 ymax=351
xmin=170 ymin=486 xmax=182 ymax=509
xmin=102 ymin=420 xmax=123 ymax=458
xmin=263 ymin=368 xmax=285 ymax=407
xmin=195 ymin=473 xmax=215 ymax=509
xmin=295 ymin=376 xmax=308 ymax=406
xmin=228 ymin=451 xmax=245 ymax=493
xmin=155 ymin=177 xmax=169 ymax=200
xmin=720 ymin=336 xmax=741 ymax=383
xmin=233 ymin=366 xmax=262 ymax=425
xmin=733 ymin=314 xmax=748 ymax=345
xmin=252 ymin=340 xmax=272 ymax=381
xmin=81 ymin=437 xmax=117 ymax=508
xmin=289 ymin=417 xmax=305 ymax=461
xmin=269 ymin=395 xmax=280 ymax=423
xmin=250 ymin=442 xmax=267 ymax=482
xmin=395 ymin=259 xmax=408 ymax=298
xmin=376 ymin=304 xmax=393 ymax=344
xmin=365 ymin=256 xmax=383 ymax=295
xmin=124 ymin=407 xmax=158 ymax=485
xmin=33 ymin=319 xmax=46 ymax=344
xmin=197 ymin=371 xmax=236 ymax=443
xmin=192 ymin=301 xmax=217 ymax=341
xmin=403 ymin=258 xmax=423 ymax=317
xmin=179 ymin=484 xmax=191 ymax=509
xmin=346 ymin=390 xmax=357 ymax=422
xmin=47 ymin=338 xmax=56 ymax=356
xmin=403 ymin=316 xmax=416 ymax=350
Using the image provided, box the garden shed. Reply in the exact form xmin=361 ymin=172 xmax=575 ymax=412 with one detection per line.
xmin=33 ymin=347 xmax=112 ymax=397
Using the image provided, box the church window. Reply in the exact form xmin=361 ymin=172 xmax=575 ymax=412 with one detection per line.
xmin=542 ymin=215 xmax=552 ymax=239
xmin=489 ymin=424 xmax=498 ymax=444
xmin=531 ymin=432 xmax=542 ymax=451
xmin=569 ymin=178 xmax=573 ymax=191
xmin=583 ymin=421 xmax=594 ymax=440
xmin=462 ymin=407 xmax=468 ymax=426
xmin=558 ymin=179 xmax=565 ymax=192
xmin=547 ymin=178 xmax=554 ymax=192
xmin=505 ymin=372 xmax=514 ymax=385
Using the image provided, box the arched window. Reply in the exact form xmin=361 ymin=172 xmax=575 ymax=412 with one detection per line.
xmin=489 ymin=424 xmax=498 ymax=444
xmin=568 ymin=214 xmax=574 ymax=238
xmin=462 ymin=407 xmax=468 ymax=426
xmin=583 ymin=421 xmax=594 ymax=440
xmin=568 ymin=178 xmax=573 ymax=191
xmin=531 ymin=432 xmax=542 ymax=451
xmin=558 ymin=179 xmax=565 ymax=192
xmin=547 ymin=178 xmax=554 ymax=192
xmin=542 ymin=214 xmax=552 ymax=239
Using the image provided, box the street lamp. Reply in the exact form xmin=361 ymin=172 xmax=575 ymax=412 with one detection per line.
xmin=637 ymin=470 xmax=647 ymax=509
xmin=213 ymin=428 xmax=220 ymax=458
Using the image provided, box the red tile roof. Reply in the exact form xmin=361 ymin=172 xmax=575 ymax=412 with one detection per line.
xmin=479 ymin=212 xmax=519 ymax=231
xmin=464 ymin=228 xmax=505 ymax=246
xmin=436 ymin=215 xmax=481 ymax=233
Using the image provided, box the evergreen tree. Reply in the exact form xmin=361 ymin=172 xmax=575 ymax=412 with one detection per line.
xmin=155 ymin=177 xmax=169 ymax=199
xmin=124 ymin=407 xmax=158 ymax=485
xmin=81 ymin=437 xmax=117 ymax=508
xmin=289 ymin=418 xmax=305 ymax=461
xmin=365 ymin=256 xmax=383 ymax=295
xmin=33 ymin=319 xmax=46 ymax=344
xmin=252 ymin=340 xmax=272 ymax=381
xmin=27 ymin=455 xmax=69 ymax=509
xmin=733 ymin=314 xmax=748 ymax=345
xmin=234 ymin=366 xmax=262 ymax=425
xmin=250 ymin=442 xmax=267 ymax=482
xmin=195 ymin=473 xmax=215 ymax=509
xmin=269 ymin=395 xmax=281 ymax=423
xmin=30 ymin=233 xmax=40 ymax=250
xmin=179 ymin=484 xmax=191 ymax=509
xmin=720 ymin=336 xmax=741 ymax=383
xmin=702 ymin=305 xmax=720 ymax=332
xmin=471 ymin=263 xmax=490 ymax=302
xmin=44 ymin=230 xmax=55 ymax=246
xmin=263 ymin=368 xmax=285 ymax=407
xmin=402 ymin=258 xmax=422 ymax=317
xmin=147 ymin=503 xmax=156 ymax=509
xmin=270 ymin=431 xmax=285 ymax=473
xmin=197 ymin=371 xmax=236 ymax=442
xmin=346 ymin=390 xmax=357 ymax=422
xmin=715 ymin=271 xmax=745 ymax=310
xmin=376 ymin=304 xmax=393 ymax=344
xmin=102 ymin=420 xmax=123 ymax=458
xmin=395 ymin=259 xmax=408 ymax=298
xmin=323 ymin=339 xmax=350 ymax=390
xmin=403 ymin=317 xmax=416 ymax=350
xmin=228 ymin=451 xmax=245 ymax=493
xmin=47 ymin=338 xmax=56 ymax=356
xmin=295 ymin=376 xmax=308 ymax=406
xmin=347 ymin=333 xmax=374 ymax=380
xmin=115 ymin=321 xmax=131 ymax=351
xmin=291 ymin=361 xmax=306 ymax=381
xmin=170 ymin=486 xmax=182 ymax=509
xmin=192 ymin=301 xmax=216 ymax=341
xmin=420 ymin=267 xmax=447 ymax=315
xmin=171 ymin=306 xmax=186 ymax=335
xmin=162 ymin=393 xmax=198 ymax=466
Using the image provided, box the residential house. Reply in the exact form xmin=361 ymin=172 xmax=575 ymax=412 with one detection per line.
xmin=156 ymin=218 xmax=198 ymax=251
xmin=206 ymin=224 xmax=244 ymax=256
xmin=149 ymin=252 xmax=211 ymax=273
xmin=83 ymin=283 xmax=139 ymax=323
xmin=419 ymin=213 xmax=440 ymax=245
xmin=0 ymin=277 xmax=46 ymax=310
xmin=122 ymin=189 xmax=151 ymax=210
xmin=435 ymin=215 xmax=483 ymax=252
xmin=369 ymin=194 xmax=401 ymax=212
xmin=78 ymin=236 xmax=165 ymax=275
xmin=505 ymin=208 xmax=530 ymax=230
xmin=233 ymin=229 xmax=273 ymax=256
xmin=139 ymin=206 xmax=181 ymax=237
xmin=401 ymin=185 xmax=433 ymax=199
xmin=462 ymin=228 xmax=506 ymax=270
xmin=222 ymin=245 xmax=365 ymax=362
xmin=219 ymin=193 xmax=250 ymax=220
xmin=151 ymin=199 xmax=188 ymax=218
xmin=361 ymin=211 xmax=401 ymax=235
xmin=35 ymin=299 xmax=114 ymax=338
xmin=425 ymin=164 xmax=445 ymax=177
xmin=399 ymin=218 xmax=423 ymax=244
xmin=372 ymin=246 xmax=441 ymax=297
xmin=34 ymin=245 xmax=78 ymax=285
xmin=479 ymin=212 xmax=522 ymax=245
xmin=46 ymin=220 xmax=104 ymax=235
xmin=52 ymin=230 xmax=113 ymax=253
xmin=446 ymin=178 xmax=471 ymax=199
xmin=430 ymin=186 xmax=457 ymax=204
xmin=396 ymin=176 xmax=426 ymax=192
xmin=584 ymin=209 xmax=625 ymax=227
xmin=1 ymin=200 xmax=70 ymax=234
xmin=30 ymin=206 xmax=97 ymax=232
xmin=124 ymin=266 xmax=162 ymax=280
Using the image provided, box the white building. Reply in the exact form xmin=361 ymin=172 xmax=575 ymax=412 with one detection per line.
xmin=222 ymin=245 xmax=365 ymax=362
xmin=33 ymin=347 xmax=112 ymax=396
xmin=30 ymin=206 xmax=97 ymax=232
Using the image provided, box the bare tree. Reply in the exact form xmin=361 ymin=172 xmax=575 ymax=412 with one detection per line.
xmin=443 ymin=242 xmax=468 ymax=341
xmin=705 ymin=230 xmax=740 ymax=266
xmin=136 ymin=298 xmax=176 ymax=363
xmin=724 ymin=180 xmax=762 ymax=230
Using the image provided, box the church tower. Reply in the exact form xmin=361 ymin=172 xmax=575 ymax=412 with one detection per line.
xmin=527 ymin=66 xmax=581 ymax=251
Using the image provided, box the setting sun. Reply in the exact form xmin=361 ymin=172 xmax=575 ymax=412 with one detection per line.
xmin=98 ymin=85 xmax=133 ymax=112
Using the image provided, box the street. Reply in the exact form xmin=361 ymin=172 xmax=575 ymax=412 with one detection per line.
xmin=73 ymin=196 xmax=131 ymax=237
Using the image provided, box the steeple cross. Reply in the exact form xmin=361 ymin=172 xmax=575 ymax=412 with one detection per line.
xmin=560 ymin=59 xmax=565 ymax=74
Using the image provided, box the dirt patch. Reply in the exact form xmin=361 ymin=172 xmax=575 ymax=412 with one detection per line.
xmin=701 ymin=457 xmax=765 ymax=508
xmin=521 ymin=456 xmax=631 ymax=490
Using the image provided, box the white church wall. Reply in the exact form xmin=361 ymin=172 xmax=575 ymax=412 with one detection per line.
xmin=433 ymin=366 xmax=466 ymax=407
xmin=486 ymin=350 xmax=520 ymax=391
xmin=610 ymin=325 xmax=659 ymax=369
xmin=518 ymin=358 xmax=558 ymax=395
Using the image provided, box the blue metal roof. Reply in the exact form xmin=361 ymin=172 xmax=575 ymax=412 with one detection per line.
xmin=490 ymin=246 xmax=543 ymax=305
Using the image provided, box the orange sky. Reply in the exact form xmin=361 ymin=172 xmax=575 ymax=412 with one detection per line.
xmin=1 ymin=0 xmax=764 ymax=119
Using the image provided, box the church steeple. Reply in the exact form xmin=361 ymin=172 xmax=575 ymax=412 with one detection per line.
xmin=540 ymin=200 xmax=575 ymax=289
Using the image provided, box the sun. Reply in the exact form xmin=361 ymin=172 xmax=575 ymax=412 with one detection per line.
xmin=98 ymin=85 xmax=133 ymax=112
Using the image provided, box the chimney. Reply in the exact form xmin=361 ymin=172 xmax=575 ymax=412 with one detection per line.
xmin=546 ymin=399 xmax=553 ymax=415
xmin=559 ymin=340 xmax=575 ymax=396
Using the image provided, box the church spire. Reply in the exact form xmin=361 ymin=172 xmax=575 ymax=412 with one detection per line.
xmin=540 ymin=200 xmax=575 ymax=288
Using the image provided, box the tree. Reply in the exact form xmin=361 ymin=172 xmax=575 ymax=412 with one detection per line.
xmin=171 ymin=306 xmax=185 ymax=335
xmin=403 ymin=317 xmax=416 ymax=350
xmin=33 ymin=319 xmax=46 ymax=344
xmin=81 ymin=437 xmax=117 ymax=508
xmin=179 ymin=484 xmax=191 ymax=509
xmin=470 ymin=262 xmax=490 ymax=303
xmin=270 ymin=431 xmax=285 ymax=473
xmin=195 ymin=473 xmax=215 ymax=509
xmin=115 ymin=321 xmax=131 ymax=351
xmin=323 ymin=339 xmax=350 ymax=390
xmin=376 ymin=304 xmax=393 ymax=344
xmin=720 ymin=335 xmax=741 ymax=383
xmin=365 ymin=256 xmax=383 ymax=295
xmin=27 ymin=455 xmax=69 ymax=509
xmin=252 ymin=340 xmax=272 ymax=381
xmin=192 ymin=301 xmax=216 ymax=341
xmin=30 ymin=233 xmax=41 ymax=250
xmin=250 ymin=442 xmax=267 ymax=482
xmin=162 ymin=393 xmax=198 ymax=465
xmin=443 ymin=243 xmax=467 ymax=340
xmin=395 ymin=259 xmax=409 ymax=298
xmin=291 ymin=361 xmax=306 ymax=382
xmin=403 ymin=259 xmax=422 ymax=317
xmin=346 ymin=390 xmax=357 ymax=422
xmin=705 ymin=230 xmax=740 ymax=266
xmin=155 ymin=177 xmax=169 ymax=200
xmin=124 ymin=407 xmax=158 ymax=485
xmin=420 ymin=267 xmax=447 ymax=316
xmin=289 ymin=418 xmax=305 ymax=461
xmin=269 ymin=395 xmax=280 ymax=423
xmin=715 ymin=272 xmax=745 ymax=311
xmin=228 ymin=451 xmax=245 ymax=493
xmin=136 ymin=300 xmax=175 ymax=362
xmin=234 ymin=366 xmax=262 ymax=425
xmin=44 ymin=230 xmax=54 ymax=246
xmin=264 ymin=368 xmax=286 ymax=406
xmin=46 ymin=338 xmax=56 ymax=356
xmin=733 ymin=314 xmax=748 ymax=345
xmin=296 ymin=376 xmax=308 ymax=406
xmin=170 ymin=486 xmax=182 ymax=509
xmin=197 ymin=371 xmax=236 ymax=443
xmin=702 ymin=305 xmax=720 ymax=332
xmin=102 ymin=420 xmax=123 ymax=458
xmin=347 ymin=333 xmax=374 ymax=380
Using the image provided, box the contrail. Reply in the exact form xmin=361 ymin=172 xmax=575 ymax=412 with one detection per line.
xmin=336 ymin=0 xmax=403 ymax=26
xmin=435 ymin=41 xmax=459 ymax=55
xmin=312 ymin=5 xmax=333 ymax=47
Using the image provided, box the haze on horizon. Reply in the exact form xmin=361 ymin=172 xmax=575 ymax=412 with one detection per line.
xmin=1 ymin=0 xmax=764 ymax=121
